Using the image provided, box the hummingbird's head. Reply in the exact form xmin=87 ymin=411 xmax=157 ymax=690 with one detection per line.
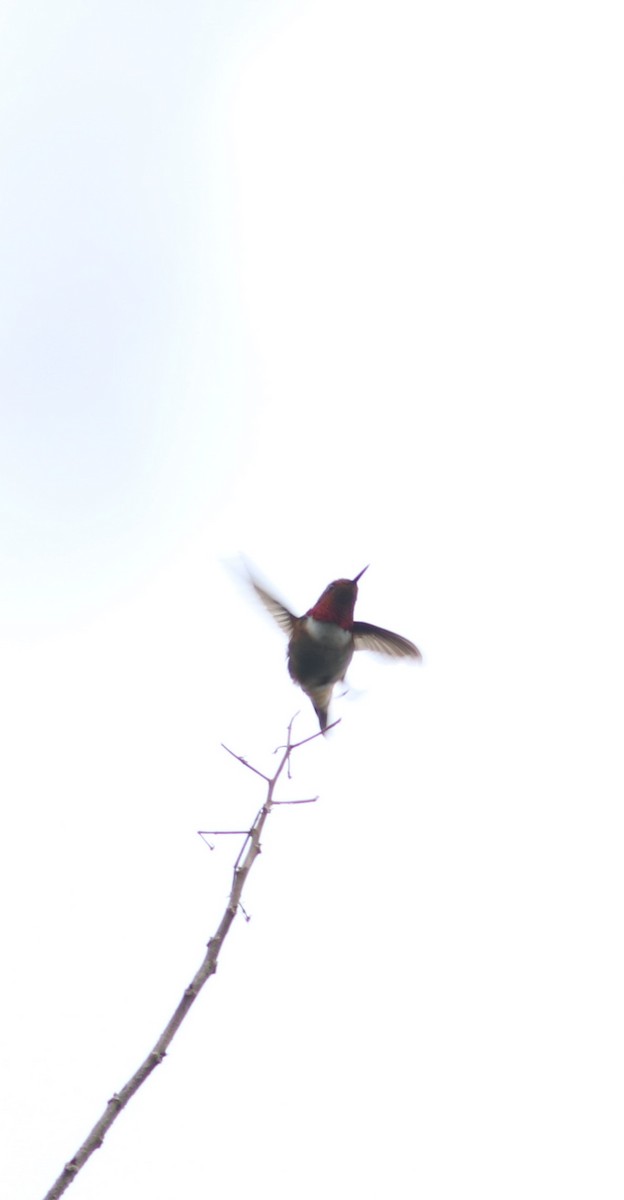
xmin=307 ymin=567 xmax=369 ymax=628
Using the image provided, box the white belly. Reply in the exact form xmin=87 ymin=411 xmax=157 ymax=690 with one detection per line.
xmin=304 ymin=616 xmax=351 ymax=646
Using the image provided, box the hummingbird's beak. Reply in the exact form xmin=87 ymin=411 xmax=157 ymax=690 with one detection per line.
xmin=352 ymin=565 xmax=369 ymax=583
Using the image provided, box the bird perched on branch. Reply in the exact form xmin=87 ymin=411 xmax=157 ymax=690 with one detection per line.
xmin=249 ymin=565 xmax=421 ymax=732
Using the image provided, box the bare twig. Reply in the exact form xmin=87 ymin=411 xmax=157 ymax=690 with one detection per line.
xmin=272 ymin=797 xmax=318 ymax=805
xmin=41 ymin=717 xmax=317 ymax=1200
xmin=198 ymin=829 xmax=252 ymax=836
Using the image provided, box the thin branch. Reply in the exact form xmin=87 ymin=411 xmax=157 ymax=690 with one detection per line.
xmin=198 ymin=830 xmax=252 ymax=836
xmin=272 ymin=797 xmax=318 ymax=805
xmin=220 ymin=743 xmax=270 ymax=781
xmin=275 ymin=718 xmax=340 ymax=753
xmin=41 ymin=717 xmax=312 ymax=1200
xmin=274 ymin=718 xmax=339 ymax=777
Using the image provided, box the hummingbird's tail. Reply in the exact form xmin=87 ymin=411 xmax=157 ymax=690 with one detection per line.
xmin=304 ymin=683 xmax=333 ymax=733
xmin=313 ymin=702 xmax=329 ymax=734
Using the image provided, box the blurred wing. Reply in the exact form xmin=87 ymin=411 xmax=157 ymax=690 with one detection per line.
xmin=249 ymin=576 xmax=296 ymax=636
xmin=353 ymin=621 xmax=422 ymax=659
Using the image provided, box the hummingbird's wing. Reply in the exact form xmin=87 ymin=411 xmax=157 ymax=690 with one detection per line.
xmin=249 ymin=577 xmax=297 ymax=636
xmin=353 ymin=621 xmax=422 ymax=659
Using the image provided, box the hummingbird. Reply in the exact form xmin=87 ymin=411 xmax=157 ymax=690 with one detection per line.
xmin=249 ymin=566 xmax=421 ymax=731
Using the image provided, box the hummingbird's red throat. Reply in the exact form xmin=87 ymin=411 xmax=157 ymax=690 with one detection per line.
xmin=308 ymin=579 xmax=359 ymax=629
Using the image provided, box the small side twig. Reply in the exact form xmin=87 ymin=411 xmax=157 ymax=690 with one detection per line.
xmin=41 ymin=716 xmax=318 ymax=1200
xmin=272 ymin=797 xmax=318 ymax=805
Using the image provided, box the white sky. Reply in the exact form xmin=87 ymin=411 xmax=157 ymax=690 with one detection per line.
xmin=1 ymin=2 xmax=623 ymax=1197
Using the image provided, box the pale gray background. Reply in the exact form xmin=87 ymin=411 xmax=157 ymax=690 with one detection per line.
xmin=1 ymin=2 xmax=622 ymax=1197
